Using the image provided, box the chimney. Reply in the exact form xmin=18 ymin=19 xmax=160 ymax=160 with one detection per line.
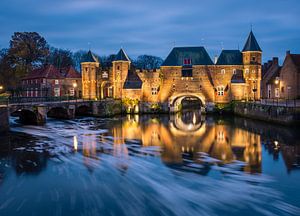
xmin=214 ymin=55 xmax=218 ymax=64
xmin=272 ymin=57 xmax=278 ymax=65
xmin=286 ymin=50 xmax=291 ymax=55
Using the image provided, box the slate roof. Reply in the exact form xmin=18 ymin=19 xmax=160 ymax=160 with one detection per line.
xmin=290 ymin=54 xmax=300 ymax=72
xmin=123 ymin=65 xmax=143 ymax=89
xmin=231 ymin=69 xmax=246 ymax=83
xmin=24 ymin=64 xmax=63 ymax=79
xmin=61 ymin=66 xmax=81 ymax=78
xmin=161 ymin=47 xmax=213 ymax=66
xmin=242 ymin=31 xmax=262 ymax=52
xmin=216 ymin=50 xmax=243 ymax=65
xmin=115 ymin=48 xmax=130 ymax=62
xmin=85 ymin=50 xmax=99 ymax=63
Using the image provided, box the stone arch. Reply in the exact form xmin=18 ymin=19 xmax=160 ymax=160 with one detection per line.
xmin=169 ymin=93 xmax=206 ymax=112
xmin=76 ymin=105 xmax=92 ymax=116
xmin=12 ymin=109 xmax=44 ymax=125
xmin=47 ymin=107 xmax=70 ymax=119
xmin=100 ymin=81 xmax=113 ymax=99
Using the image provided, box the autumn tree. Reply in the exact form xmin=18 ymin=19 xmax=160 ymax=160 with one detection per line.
xmin=8 ymin=32 xmax=49 ymax=79
xmin=47 ymin=47 xmax=74 ymax=69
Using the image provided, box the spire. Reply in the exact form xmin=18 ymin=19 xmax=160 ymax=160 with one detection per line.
xmin=86 ymin=50 xmax=98 ymax=63
xmin=242 ymin=31 xmax=262 ymax=52
xmin=114 ymin=48 xmax=131 ymax=62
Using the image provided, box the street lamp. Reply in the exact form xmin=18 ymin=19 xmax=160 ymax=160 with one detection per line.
xmin=0 ymin=85 xmax=3 ymax=90
xmin=73 ymin=82 xmax=78 ymax=102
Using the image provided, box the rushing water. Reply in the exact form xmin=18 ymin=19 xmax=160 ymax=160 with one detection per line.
xmin=0 ymin=111 xmax=299 ymax=216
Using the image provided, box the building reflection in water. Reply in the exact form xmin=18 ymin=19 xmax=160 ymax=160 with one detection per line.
xmin=114 ymin=111 xmax=263 ymax=174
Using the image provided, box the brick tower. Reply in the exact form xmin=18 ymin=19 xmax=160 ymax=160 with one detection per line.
xmin=112 ymin=48 xmax=131 ymax=99
xmin=242 ymin=31 xmax=262 ymax=100
xmin=81 ymin=50 xmax=100 ymax=99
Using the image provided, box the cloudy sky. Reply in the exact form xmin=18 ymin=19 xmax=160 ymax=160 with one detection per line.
xmin=0 ymin=0 xmax=299 ymax=62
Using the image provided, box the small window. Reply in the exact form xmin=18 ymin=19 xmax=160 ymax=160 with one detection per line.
xmin=151 ymin=87 xmax=158 ymax=95
xmin=245 ymin=69 xmax=249 ymax=74
xmin=69 ymin=88 xmax=75 ymax=96
xmin=172 ymin=84 xmax=176 ymax=90
xmin=233 ymin=69 xmax=236 ymax=74
xmin=251 ymin=56 xmax=256 ymax=62
xmin=217 ymin=86 xmax=224 ymax=96
xmin=54 ymin=88 xmax=60 ymax=97
xmin=182 ymin=68 xmax=193 ymax=77
xmin=117 ymin=66 xmax=120 ymax=70
xmin=199 ymin=85 xmax=202 ymax=90
xmin=281 ymin=87 xmax=284 ymax=93
xmin=252 ymin=70 xmax=256 ymax=73
xmin=55 ymin=80 xmax=59 ymax=85
xmin=183 ymin=58 xmax=192 ymax=65
xmin=102 ymin=71 xmax=108 ymax=79
xmin=275 ymin=88 xmax=279 ymax=98
xmin=221 ymin=69 xmax=225 ymax=74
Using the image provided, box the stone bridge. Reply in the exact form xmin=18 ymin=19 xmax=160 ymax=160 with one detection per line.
xmin=0 ymin=100 xmax=94 ymax=130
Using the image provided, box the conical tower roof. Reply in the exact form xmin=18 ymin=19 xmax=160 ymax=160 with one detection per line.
xmin=114 ymin=48 xmax=130 ymax=62
xmin=86 ymin=50 xmax=99 ymax=62
xmin=242 ymin=31 xmax=262 ymax=52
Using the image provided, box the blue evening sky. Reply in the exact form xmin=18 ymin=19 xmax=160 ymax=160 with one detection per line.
xmin=0 ymin=0 xmax=299 ymax=63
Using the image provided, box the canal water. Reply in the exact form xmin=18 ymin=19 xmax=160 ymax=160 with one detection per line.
xmin=0 ymin=111 xmax=299 ymax=216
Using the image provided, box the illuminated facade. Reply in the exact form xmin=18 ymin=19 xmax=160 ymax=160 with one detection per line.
xmin=81 ymin=31 xmax=262 ymax=111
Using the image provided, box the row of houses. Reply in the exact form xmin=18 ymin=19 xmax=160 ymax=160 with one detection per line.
xmin=262 ymin=51 xmax=300 ymax=100
xmin=21 ymin=65 xmax=82 ymax=98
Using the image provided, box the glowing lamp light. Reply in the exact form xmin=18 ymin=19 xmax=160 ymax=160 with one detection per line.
xmin=0 ymin=85 xmax=3 ymax=90
xmin=73 ymin=136 xmax=78 ymax=151
xmin=73 ymin=83 xmax=78 ymax=88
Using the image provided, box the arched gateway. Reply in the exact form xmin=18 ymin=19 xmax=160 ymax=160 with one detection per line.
xmin=169 ymin=93 xmax=206 ymax=113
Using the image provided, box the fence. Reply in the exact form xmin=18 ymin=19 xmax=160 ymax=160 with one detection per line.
xmin=253 ymin=99 xmax=300 ymax=107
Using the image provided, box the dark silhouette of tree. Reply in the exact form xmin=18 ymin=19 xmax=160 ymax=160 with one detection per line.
xmin=8 ymin=32 xmax=50 ymax=86
xmin=134 ymin=55 xmax=163 ymax=70
xmin=72 ymin=50 xmax=100 ymax=71
xmin=47 ymin=47 xmax=74 ymax=69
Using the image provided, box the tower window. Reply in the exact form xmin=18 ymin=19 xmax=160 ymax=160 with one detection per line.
xmin=182 ymin=68 xmax=193 ymax=77
xmin=233 ymin=69 xmax=236 ymax=74
xmin=221 ymin=69 xmax=225 ymax=74
xmin=251 ymin=56 xmax=256 ymax=62
xmin=245 ymin=69 xmax=249 ymax=74
xmin=217 ymin=86 xmax=224 ymax=96
xmin=151 ymin=87 xmax=158 ymax=95
xmin=117 ymin=66 xmax=120 ymax=70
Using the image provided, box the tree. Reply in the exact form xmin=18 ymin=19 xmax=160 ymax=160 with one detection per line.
xmin=134 ymin=55 xmax=163 ymax=70
xmin=72 ymin=50 xmax=100 ymax=71
xmin=9 ymin=32 xmax=49 ymax=77
xmin=47 ymin=47 xmax=74 ymax=69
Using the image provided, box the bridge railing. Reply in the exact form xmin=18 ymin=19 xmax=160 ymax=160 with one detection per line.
xmin=0 ymin=96 xmax=95 ymax=105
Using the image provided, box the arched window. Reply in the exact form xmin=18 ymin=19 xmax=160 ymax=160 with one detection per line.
xmin=221 ymin=69 xmax=225 ymax=74
xmin=217 ymin=86 xmax=224 ymax=96
xmin=233 ymin=69 xmax=236 ymax=74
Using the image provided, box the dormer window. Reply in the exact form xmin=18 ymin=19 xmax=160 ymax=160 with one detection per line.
xmin=183 ymin=58 xmax=192 ymax=65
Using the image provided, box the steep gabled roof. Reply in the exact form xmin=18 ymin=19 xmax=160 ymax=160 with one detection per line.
xmin=62 ymin=66 xmax=81 ymax=78
xmin=242 ymin=31 xmax=262 ymax=52
xmin=216 ymin=50 xmax=243 ymax=65
xmin=162 ymin=47 xmax=213 ymax=66
xmin=123 ymin=65 xmax=143 ymax=89
xmin=290 ymin=54 xmax=300 ymax=72
xmin=231 ymin=69 xmax=246 ymax=83
xmin=114 ymin=48 xmax=130 ymax=62
xmin=85 ymin=50 xmax=99 ymax=63
xmin=25 ymin=64 xmax=63 ymax=79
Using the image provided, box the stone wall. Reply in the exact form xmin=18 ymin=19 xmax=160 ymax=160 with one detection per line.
xmin=0 ymin=107 xmax=9 ymax=133
xmin=233 ymin=102 xmax=300 ymax=125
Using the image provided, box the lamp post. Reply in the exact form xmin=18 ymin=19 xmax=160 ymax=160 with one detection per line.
xmin=73 ymin=82 xmax=78 ymax=102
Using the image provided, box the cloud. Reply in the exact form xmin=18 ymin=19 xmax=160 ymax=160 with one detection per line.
xmin=0 ymin=0 xmax=299 ymax=61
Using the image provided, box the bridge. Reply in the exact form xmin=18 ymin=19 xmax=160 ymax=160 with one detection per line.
xmin=0 ymin=98 xmax=97 ymax=132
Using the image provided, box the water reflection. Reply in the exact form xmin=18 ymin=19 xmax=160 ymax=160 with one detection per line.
xmin=0 ymin=112 xmax=299 ymax=215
